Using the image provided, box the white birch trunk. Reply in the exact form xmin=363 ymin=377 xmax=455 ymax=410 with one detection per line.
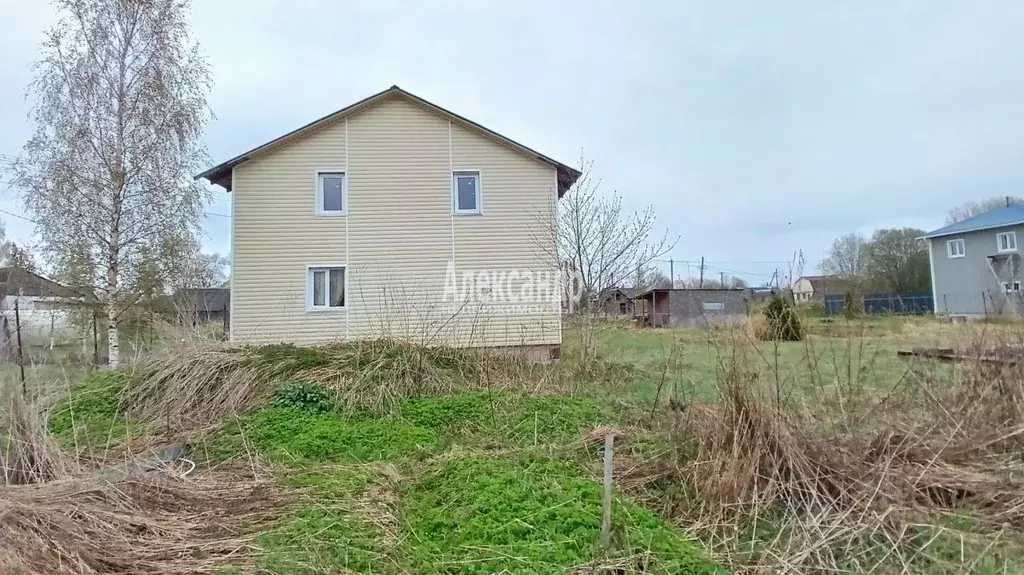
xmin=107 ymin=311 xmax=119 ymax=367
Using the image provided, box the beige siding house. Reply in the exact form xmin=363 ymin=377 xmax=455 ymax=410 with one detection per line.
xmin=198 ymin=86 xmax=580 ymax=357
xmin=793 ymin=275 xmax=844 ymax=304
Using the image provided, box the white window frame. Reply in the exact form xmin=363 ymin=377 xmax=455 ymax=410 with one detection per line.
xmin=306 ymin=264 xmax=348 ymax=311
xmin=452 ymin=170 xmax=482 ymax=215
xmin=946 ymin=238 xmax=965 ymax=258
xmin=1002 ymin=281 xmax=1021 ymax=293
xmin=315 ymin=169 xmax=347 ymax=216
xmin=997 ymin=231 xmax=1017 ymax=253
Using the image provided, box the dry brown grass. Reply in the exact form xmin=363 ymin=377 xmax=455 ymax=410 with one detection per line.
xmin=0 ymin=471 xmax=282 ymax=574
xmin=2 ymin=388 xmax=80 ymax=485
xmin=123 ymin=338 xmax=590 ymax=431
xmin=125 ymin=343 xmax=278 ymax=427
xmin=1 ymin=381 xmax=287 ymax=575
xmin=617 ymin=328 xmax=1024 ymax=573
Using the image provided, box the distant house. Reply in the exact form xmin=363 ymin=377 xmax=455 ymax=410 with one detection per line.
xmin=793 ymin=275 xmax=844 ymax=304
xmin=923 ymin=204 xmax=1024 ymax=317
xmin=172 ymin=288 xmax=230 ymax=325
xmin=0 ymin=267 xmax=95 ymax=340
xmin=634 ymin=288 xmax=749 ymax=328
xmin=600 ymin=287 xmax=636 ymax=317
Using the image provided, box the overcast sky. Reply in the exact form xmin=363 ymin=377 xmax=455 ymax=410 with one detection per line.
xmin=2 ymin=1 xmax=1023 ymax=285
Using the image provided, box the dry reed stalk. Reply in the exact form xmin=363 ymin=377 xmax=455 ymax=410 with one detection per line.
xmin=1 ymin=389 xmax=80 ymax=486
xmin=623 ymin=325 xmax=1024 ymax=572
xmin=0 ymin=471 xmax=283 ymax=575
xmin=126 ymin=344 xmax=279 ymax=425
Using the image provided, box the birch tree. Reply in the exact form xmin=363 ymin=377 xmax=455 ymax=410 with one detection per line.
xmin=14 ymin=0 xmax=211 ymax=367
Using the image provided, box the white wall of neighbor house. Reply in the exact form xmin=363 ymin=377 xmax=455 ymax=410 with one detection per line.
xmin=230 ymin=95 xmax=561 ymax=347
xmin=0 ymin=296 xmax=78 ymax=340
xmin=792 ymin=278 xmax=814 ymax=303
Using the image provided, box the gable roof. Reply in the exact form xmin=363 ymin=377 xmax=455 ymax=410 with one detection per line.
xmin=601 ymin=286 xmax=637 ymax=299
xmin=923 ymin=204 xmax=1024 ymax=239
xmin=196 ymin=86 xmax=582 ymax=196
xmin=796 ymin=275 xmax=844 ymax=293
xmin=0 ymin=267 xmax=95 ymax=301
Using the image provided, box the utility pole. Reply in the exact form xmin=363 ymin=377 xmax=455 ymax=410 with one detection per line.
xmin=669 ymin=258 xmax=674 ymax=288
xmin=720 ymin=271 xmax=726 ymax=287
xmin=699 ymin=257 xmax=705 ymax=288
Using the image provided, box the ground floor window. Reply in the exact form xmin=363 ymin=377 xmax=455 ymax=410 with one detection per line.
xmin=308 ymin=266 xmax=346 ymax=309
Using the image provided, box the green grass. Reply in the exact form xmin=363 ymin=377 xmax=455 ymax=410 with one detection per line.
xmin=47 ymin=371 xmax=135 ymax=448
xmin=402 ymin=455 xmax=725 ymax=574
xmin=401 ymin=391 xmax=610 ymax=445
xmin=217 ymin=407 xmax=439 ymax=464
xmin=562 ymin=323 xmax=925 ymax=405
xmin=258 ymin=467 xmax=393 ymax=574
xmin=48 ymin=321 xmax=1012 ymax=573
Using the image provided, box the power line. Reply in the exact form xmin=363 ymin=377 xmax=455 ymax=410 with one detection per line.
xmin=0 ymin=208 xmax=35 ymax=223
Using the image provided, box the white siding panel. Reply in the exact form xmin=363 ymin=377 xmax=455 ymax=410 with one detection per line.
xmin=346 ymin=97 xmax=453 ymax=343
xmin=451 ymin=124 xmax=561 ymax=347
xmin=232 ymin=116 xmax=349 ymax=345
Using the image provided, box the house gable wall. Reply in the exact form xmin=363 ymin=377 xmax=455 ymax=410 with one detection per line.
xmin=231 ymin=95 xmax=560 ymax=346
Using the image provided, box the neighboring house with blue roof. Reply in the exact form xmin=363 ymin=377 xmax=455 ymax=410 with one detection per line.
xmin=923 ymin=203 xmax=1024 ymax=317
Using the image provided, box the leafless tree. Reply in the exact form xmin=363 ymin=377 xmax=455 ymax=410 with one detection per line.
xmin=13 ymin=0 xmax=211 ymax=367
xmin=535 ymin=156 xmax=675 ymax=360
xmin=638 ymin=267 xmax=673 ymax=292
xmin=676 ymin=275 xmax=747 ymax=289
xmin=820 ymin=233 xmax=869 ymax=279
xmin=947 ymin=196 xmax=1023 ymax=224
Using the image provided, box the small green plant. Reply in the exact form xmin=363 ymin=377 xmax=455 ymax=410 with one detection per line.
xmin=842 ymin=289 xmax=860 ymax=319
xmin=271 ymin=380 xmax=335 ymax=414
xmin=761 ymin=295 xmax=803 ymax=341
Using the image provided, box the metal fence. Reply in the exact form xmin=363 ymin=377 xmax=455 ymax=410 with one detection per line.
xmin=824 ymin=292 xmax=934 ymax=316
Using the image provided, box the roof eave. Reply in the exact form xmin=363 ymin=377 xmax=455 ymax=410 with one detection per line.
xmin=922 ymin=220 xmax=1024 ymax=240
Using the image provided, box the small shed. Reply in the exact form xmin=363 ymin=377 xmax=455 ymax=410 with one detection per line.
xmin=635 ymin=288 xmax=749 ymax=328
xmin=172 ymin=288 xmax=230 ymax=324
xmin=599 ymin=287 xmax=637 ymax=317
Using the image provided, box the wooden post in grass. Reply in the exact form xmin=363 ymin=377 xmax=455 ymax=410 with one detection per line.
xmin=602 ymin=433 xmax=614 ymax=548
xmin=14 ymin=297 xmax=25 ymax=393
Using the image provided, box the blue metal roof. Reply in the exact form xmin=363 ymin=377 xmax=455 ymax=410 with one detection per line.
xmin=923 ymin=204 xmax=1024 ymax=239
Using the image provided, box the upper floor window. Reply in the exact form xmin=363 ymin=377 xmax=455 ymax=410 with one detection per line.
xmin=453 ymin=171 xmax=481 ymax=214
xmin=998 ymin=231 xmax=1017 ymax=253
xmin=947 ymin=238 xmax=965 ymax=258
xmin=316 ymin=171 xmax=346 ymax=216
